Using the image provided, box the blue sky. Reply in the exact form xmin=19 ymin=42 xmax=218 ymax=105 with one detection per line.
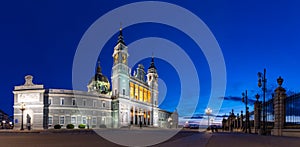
xmin=1 ymin=0 xmax=300 ymax=119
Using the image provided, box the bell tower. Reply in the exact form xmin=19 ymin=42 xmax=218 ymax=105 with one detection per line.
xmin=147 ymin=57 xmax=159 ymax=106
xmin=111 ymin=27 xmax=130 ymax=98
xmin=147 ymin=56 xmax=159 ymax=126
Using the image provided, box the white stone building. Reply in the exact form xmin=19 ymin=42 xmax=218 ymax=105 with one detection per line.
xmin=13 ymin=28 xmax=178 ymax=130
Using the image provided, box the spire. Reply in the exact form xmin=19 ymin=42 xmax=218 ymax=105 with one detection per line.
xmin=148 ymin=54 xmax=156 ymax=70
xmin=96 ymin=60 xmax=101 ymax=74
xmin=117 ymin=24 xmax=125 ymax=45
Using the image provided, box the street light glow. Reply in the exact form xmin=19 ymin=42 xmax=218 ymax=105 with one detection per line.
xmin=205 ymin=108 xmax=212 ymax=127
xmin=205 ymin=108 xmax=212 ymax=115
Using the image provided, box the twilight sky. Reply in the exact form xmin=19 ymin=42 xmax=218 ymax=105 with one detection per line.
xmin=1 ymin=0 xmax=300 ymax=120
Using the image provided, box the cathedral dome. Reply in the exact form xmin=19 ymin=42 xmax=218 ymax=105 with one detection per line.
xmin=92 ymin=73 xmax=109 ymax=83
xmin=87 ymin=61 xmax=111 ymax=94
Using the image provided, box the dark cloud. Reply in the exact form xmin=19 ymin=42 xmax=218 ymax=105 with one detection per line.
xmin=183 ymin=113 xmax=226 ymax=119
xmin=219 ymin=96 xmax=256 ymax=105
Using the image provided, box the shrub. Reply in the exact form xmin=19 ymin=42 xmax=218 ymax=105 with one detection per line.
xmin=54 ymin=124 xmax=61 ymax=129
xmin=78 ymin=124 xmax=86 ymax=129
xmin=66 ymin=124 xmax=74 ymax=129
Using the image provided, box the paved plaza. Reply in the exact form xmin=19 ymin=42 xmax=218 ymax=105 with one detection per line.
xmin=0 ymin=129 xmax=299 ymax=147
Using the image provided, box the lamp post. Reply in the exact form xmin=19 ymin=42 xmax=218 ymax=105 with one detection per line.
xmin=20 ymin=102 xmax=25 ymax=130
xmin=258 ymin=69 xmax=267 ymax=135
xmin=242 ymin=90 xmax=250 ymax=133
xmin=9 ymin=122 xmax=13 ymax=129
xmin=205 ymin=108 xmax=212 ymax=127
xmin=255 ymin=93 xmax=262 ymax=134
xmin=2 ymin=120 xmax=6 ymax=129
xmin=87 ymin=116 xmax=91 ymax=129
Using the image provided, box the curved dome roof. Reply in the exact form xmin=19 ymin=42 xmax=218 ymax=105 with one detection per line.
xmin=87 ymin=61 xmax=111 ymax=94
xmin=94 ymin=73 xmax=108 ymax=82
xmin=89 ymin=73 xmax=109 ymax=84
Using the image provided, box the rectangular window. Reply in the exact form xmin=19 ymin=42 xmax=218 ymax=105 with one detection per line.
xmin=92 ymin=117 xmax=97 ymax=125
xmin=71 ymin=116 xmax=76 ymax=124
xmin=48 ymin=116 xmax=53 ymax=125
xmin=83 ymin=99 xmax=86 ymax=106
xmin=148 ymin=91 xmax=151 ymax=103
xmin=48 ymin=98 xmax=52 ymax=105
xmin=139 ymin=86 xmax=143 ymax=101
xmin=143 ymin=89 xmax=147 ymax=102
xmin=72 ymin=98 xmax=76 ymax=106
xmin=60 ymin=98 xmax=64 ymax=105
xmin=93 ymin=100 xmax=97 ymax=107
xmin=135 ymin=84 xmax=139 ymax=100
xmin=59 ymin=116 xmax=65 ymax=125
xmin=102 ymin=101 xmax=106 ymax=108
xmin=82 ymin=116 xmax=87 ymax=124
xmin=130 ymin=82 xmax=134 ymax=98
xmin=123 ymin=89 xmax=125 ymax=95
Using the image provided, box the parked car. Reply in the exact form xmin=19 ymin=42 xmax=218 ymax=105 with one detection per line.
xmin=189 ymin=124 xmax=200 ymax=129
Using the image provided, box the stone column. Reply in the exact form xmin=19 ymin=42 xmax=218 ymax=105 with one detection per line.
xmin=141 ymin=110 xmax=144 ymax=125
xmin=254 ymin=99 xmax=262 ymax=134
xmin=150 ymin=110 xmax=153 ymax=126
xmin=273 ymin=76 xmax=286 ymax=136
xmin=240 ymin=111 xmax=244 ymax=130
xmin=146 ymin=110 xmax=149 ymax=125
xmin=137 ymin=108 xmax=140 ymax=124
xmin=132 ymin=106 xmax=135 ymax=125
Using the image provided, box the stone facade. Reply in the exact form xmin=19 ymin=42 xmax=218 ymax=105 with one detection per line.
xmin=13 ymin=75 xmax=45 ymax=129
xmin=13 ymin=29 xmax=177 ymax=130
xmin=110 ymin=28 xmax=161 ymax=128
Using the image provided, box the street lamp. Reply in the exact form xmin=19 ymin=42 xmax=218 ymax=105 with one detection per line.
xmin=205 ymin=108 xmax=212 ymax=127
xmin=258 ymin=68 xmax=267 ymax=135
xmin=9 ymin=122 xmax=13 ymax=129
xmin=255 ymin=93 xmax=262 ymax=132
xmin=20 ymin=102 xmax=26 ymax=130
xmin=242 ymin=90 xmax=250 ymax=133
xmin=87 ymin=116 xmax=91 ymax=129
xmin=2 ymin=120 xmax=6 ymax=129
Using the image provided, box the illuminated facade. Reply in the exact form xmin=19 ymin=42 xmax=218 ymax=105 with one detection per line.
xmin=13 ymin=75 xmax=112 ymax=129
xmin=110 ymin=28 xmax=160 ymax=127
xmin=12 ymin=28 xmax=177 ymax=129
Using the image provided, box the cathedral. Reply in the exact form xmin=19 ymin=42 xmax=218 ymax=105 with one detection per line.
xmin=13 ymin=28 xmax=178 ymax=129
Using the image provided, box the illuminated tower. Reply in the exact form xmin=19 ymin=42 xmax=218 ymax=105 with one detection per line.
xmin=111 ymin=27 xmax=130 ymax=98
xmin=147 ymin=56 xmax=159 ymax=126
xmin=111 ymin=27 xmax=130 ymax=128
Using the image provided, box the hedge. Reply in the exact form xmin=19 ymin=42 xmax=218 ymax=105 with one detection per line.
xmin=78 ymin=124 xmax=86 ymax=129
xmin=66 ymin=124 xmax=74 ymax=129
xmin=54 ymin=124 xmax=61 ymax=129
